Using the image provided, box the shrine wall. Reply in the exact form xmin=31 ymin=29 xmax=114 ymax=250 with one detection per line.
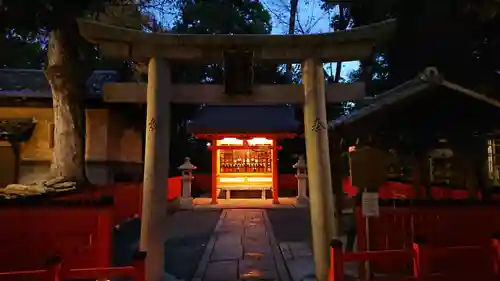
xmin=0 ymin=107 xmax=143 ymax=186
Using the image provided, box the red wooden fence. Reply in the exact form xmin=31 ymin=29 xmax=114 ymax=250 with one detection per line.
xmin=355 ymin=204 xmax=500 ymax=275
xmin=167 ymin=176 xmax=182 ymax=200
xmin=330 ymin=237 xmax=500 ymax=281
xmin=0 ymin=177 xmax=182 ymax=274
xmin=0 ymin=203 xmax=113 ymax=272
xmin=192 ymin=173 xmax=483 ymax=200
xmin=0 ymin=252 xmax=146 ymax=281
xmin=55 ymin=177 xmax=182 ymax=226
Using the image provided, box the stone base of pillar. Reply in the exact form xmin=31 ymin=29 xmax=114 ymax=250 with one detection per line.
xmin=296 ymin=196 xmax=310 ymax=206
xmin=180 ymin=197 xmax=194 ymax=209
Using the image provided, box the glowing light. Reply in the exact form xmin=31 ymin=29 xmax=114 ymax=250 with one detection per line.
xmin=219 ymin=177 xmax=245 ymax=183
xmin=348 ymin=146 xmax=356 ymax=152
xmin=206 ymin=142 xmax=211 ymax=147
xmin=247 ymin=177 xmax=272 ymax=182
xmin=218 ymin=138 xmax=244 ymax=145
xmin=247 ymin=138 xmax=273 ymax=146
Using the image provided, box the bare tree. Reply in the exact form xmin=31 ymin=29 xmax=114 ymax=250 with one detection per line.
xmin=262 ymin=0 xmax=331 ymax=81
xmin=332 ymin=3 xmax=349 ymax=82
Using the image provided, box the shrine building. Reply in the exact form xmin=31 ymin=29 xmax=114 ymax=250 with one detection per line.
xmin=187 ymin=105 xmax=299 ymax=203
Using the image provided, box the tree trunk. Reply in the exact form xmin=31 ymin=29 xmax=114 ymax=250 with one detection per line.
xmin=334 ymin=4 xmax=348 ymax=83
xmin=45 ymin=20 xmax=89 ymax=186
xmin=334 ymin=61 xmax=342 ymax=83
xmin=285 ymin=0 xmax=299 ymax=74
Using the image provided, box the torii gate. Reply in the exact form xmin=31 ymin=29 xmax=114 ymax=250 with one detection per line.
xmin=77 ymin=19 xmax=395 ymax=281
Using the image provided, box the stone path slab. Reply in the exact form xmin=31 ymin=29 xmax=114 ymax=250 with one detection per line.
xmin=267 ymin=208 xmax=363 ymax=281
xmin=193 ymin=209 xmax=291 ymax=281
xmin=111 ymin=210 xmax=221 ymax=281
xmin=279 ymin=242 xmax=315 ymax=281
xmin=279 ymin=239 xmax=361 ymax=281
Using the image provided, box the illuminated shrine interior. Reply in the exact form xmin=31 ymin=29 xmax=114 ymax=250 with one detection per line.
xmin=216 ymin=137 xmax=275 ymax=186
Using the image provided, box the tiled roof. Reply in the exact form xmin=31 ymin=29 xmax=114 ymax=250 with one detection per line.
xmin=187 ymin=105 xmax=300 ymax=134
xmin=329 ymin=78 xmax=429 ymax=130
xmin=330 ymin=67 xmax=500 ymax=132
xmin=0 ymin=69 xmax=118 ymax=99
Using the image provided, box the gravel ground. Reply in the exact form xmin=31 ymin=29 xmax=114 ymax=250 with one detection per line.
xmin=266 ymin=208 xmax=312 ymax=244
xmin=112 ymin=209 xmax=222 ymax=280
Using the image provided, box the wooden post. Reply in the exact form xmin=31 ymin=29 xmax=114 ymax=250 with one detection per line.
xmin=329 ymin=135 xmax=343 ymax=237
xmin=211 ymin=138 xmax=218 ymax=204
xmin=10 ymin=141 xmax=20 ymax=184
xmin=452 ymin=137 xmax=480 ymax=198
xmin=140 ymin=57 xmax=170 ymax=281
xmin=412 ymin=238 xmax=429 ymax=281
xmin=272 ymin=140 xmax=279 ymax=204
xmin=46 ymin=256 xmax=62 ymax=281
xmin=132 ymin=251 xmax=147 ymax=281
xmin=329 ymin=239 xmax=344 ymax=281
xmin=477 ymin=137 xmax=489 ymax=199
xmin=411 ymin=154 xmax=422 ymax=198
xmin=421 ymin=152 xmax=431 ymax=199
xmin=302 ymin=58 xmax=337 ymax=281
xmin=356 ymin=206 xmax=367 ymax=280
xmin=491 ymin=234 xmax=500 ymax=279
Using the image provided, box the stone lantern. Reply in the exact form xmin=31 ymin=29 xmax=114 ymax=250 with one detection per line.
xmin=178 ymin=157 xmax=197 ymax=206
xmin=293 ymin=155 xmax=308 ymax=205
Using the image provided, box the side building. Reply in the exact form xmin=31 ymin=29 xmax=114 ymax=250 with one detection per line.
xmin=0 ymin=69 xmax=144 ymax=187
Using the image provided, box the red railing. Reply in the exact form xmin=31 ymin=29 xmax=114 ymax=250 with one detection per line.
xmin=355 ymin=204 xmax=500 ymax=275
xmin=0 ymin=252 xmax=146 ymax=281
xmin=0 ymin=204 xmax=113 ymax=272
xmin=55 ymin=177 xmax=182 ymax=226
xmin=0 ymin=178 xmax=181 ymax=274
xmin=192 ymin=173 xmax=485 ymax=200
xmin=167 ymin=176 xmax=182 ymax=200
xmin=330 ymin=237 xmax=500 ymax=281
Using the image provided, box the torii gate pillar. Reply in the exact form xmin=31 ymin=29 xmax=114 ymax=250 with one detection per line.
xmin=140 ymin=57 xmax=171 ymax=281
xmin=302 ymin=58 xmax=338 ymax=281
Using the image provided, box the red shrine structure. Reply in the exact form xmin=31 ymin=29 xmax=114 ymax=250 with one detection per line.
xmin=188 ymin=105 xmax=299 ymax=203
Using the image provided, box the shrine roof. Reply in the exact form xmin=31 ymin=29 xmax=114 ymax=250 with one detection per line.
xmin=330 ymin=67 xmax=500 ymax=137
xmin=187 ymin=105 xmax=300 ymax=134
xmin=0 ymin=69 xmax=118 ymax=99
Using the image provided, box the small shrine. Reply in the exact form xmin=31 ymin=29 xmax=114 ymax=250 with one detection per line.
xmin=188 ymin=105 xmax=299 ymax=203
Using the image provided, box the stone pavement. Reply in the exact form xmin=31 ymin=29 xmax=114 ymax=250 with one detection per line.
xmin=193 ymin=209 xmax=291 ymax=281
xmin=279 ymin=242 xmax=315 ymax=281
xmin=113 ymin=205 xmax=359 ymax=281
xmin=112 ymin=209 xmax=222 ymax=281
xmin=266 ymin=208 xmax=315 ymax=281
xmin=267 ymin=208 xmax=360 ymax=281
